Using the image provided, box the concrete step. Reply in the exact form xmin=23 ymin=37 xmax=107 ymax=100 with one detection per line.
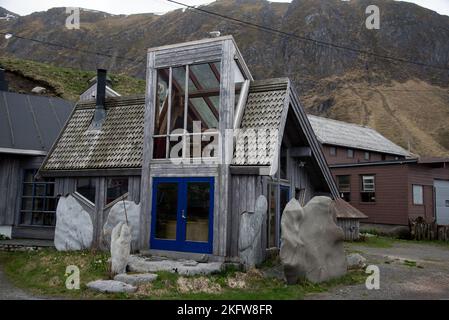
xmin=127 ymin=255 xmax=223 ymax=276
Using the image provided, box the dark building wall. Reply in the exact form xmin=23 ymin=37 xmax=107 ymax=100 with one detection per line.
xmin=0 ymin=155 xmax=22 ymax=225
xmin=322 ymin=144 xmax=403 ymax=165
xmin=331 ymin=163 xmax=449 ymax=226
xmin=331 ymin=164 xmax=410 ymax=225
xmin=407 ymin=164 xmax=449 ymax=223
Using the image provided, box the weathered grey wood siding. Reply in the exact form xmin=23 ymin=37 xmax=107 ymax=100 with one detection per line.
xmin=337 ymin=218 xmax=360 ymax=241
xmin=229 ymin=175 xmax=264 ymax=257
xmin=153 ymin=40 xmax=223 ymax=68
xmin=0 ymin=156 xmax=22 ymax=225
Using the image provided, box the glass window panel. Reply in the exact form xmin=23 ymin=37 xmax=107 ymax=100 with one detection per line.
xmin=155 ymin=183 xmax=178 ymax=240
xmin=337 ymin=175 xmax=351 ymax=192
xmin=31 ymin=212 xmax=44 ymax=226
xmin=22 ymin=184 xmax=33 ymax=196
xmin=153 ymin=137 xmax=167 ymax=159
xmin=169 ymin=135 xmax=184 ymax=159
xmin=170 ymin=66 xmax=186 ymax=133
xmin=413 ymin=185 xmax=423 ymax=205
xmin=34 ymin=184 xmax=46 ymax=196
xmin=21 ymin=197 xmax=33 ymax=211
xmin=154 ymin=68 xmax=170 ymax=135
xmin=186 ymin=134 xmax=219 ymax=159
xmin=185 ymin=182 xmax=210 ymax=242
xmin=76 ymin=178 xmax=96 ymax=204
xmin=46 ymin=183 xmax=55 ymax=197
xmin=362 ymin=176 xmax=375 ymax=192
xmin=233 ymin=60 xmax=245 ymax=84
xmin=188 ymin=63 xmax=220 ymax=132
xmin=45 ymin=198 xmax=57 ymax=212
xmin=347 ymin=149 xmax=354 ymax=158
xmin=33 ymin=198 xmax=45 ymax=211
xmin=187 ymin=98 xmax=218 ymax=131
xmin=190 ymin=64 xmax=220 ymax=89
xmin=106 ymin=177 xmax=129 ymax=205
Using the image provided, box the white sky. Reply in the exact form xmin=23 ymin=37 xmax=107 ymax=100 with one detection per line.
xmin=0 ymin=0 xmax=448 ymax=16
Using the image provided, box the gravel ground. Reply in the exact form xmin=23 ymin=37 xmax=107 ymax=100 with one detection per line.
xmin=0 ymin=265 xmax=37 ymax=300
xmin=306 ymin=241 xmax=449 ymax=300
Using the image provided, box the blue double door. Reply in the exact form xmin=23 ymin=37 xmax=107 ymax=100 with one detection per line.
xmin=150 ymin=177 xmax=214 ymax=254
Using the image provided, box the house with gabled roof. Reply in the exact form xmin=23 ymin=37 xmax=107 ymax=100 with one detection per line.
xmin=0 ymin=69 xmax=74 ymax=240
xmin=38 ymin=36 xmax=364 ymax=259
xmin=309 ymin=115 xmax=449 ymax=229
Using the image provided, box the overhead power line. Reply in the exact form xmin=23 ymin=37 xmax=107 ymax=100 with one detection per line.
xmin=0 ymin=31 xmax=145 ymax=64
xmin=166 ymin=0 xmax=449 ymax=72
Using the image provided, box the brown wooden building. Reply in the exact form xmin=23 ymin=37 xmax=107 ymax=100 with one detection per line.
xmin=309 ymin=115 xmax=449 ymax=227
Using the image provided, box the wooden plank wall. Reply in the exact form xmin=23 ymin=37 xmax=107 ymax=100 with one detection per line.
xmin=0 ymin=156 xmax=21 ymax=225
xmin=229 ymin=175 xmax=264 ymax=258
xmin=337 ymin=218 xmax=360 ymax=241
xmin=154 ymin=40 xmax=223 ymax=68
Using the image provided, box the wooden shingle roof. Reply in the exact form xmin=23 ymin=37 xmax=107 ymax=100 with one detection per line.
xmin=41 ymin=96 xmax=144 ymax=171
xmin=233 ymin=78 xmax=288 ymax=166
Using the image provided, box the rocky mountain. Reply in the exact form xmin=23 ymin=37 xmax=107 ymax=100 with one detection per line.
xmin=0 ymin=0 xmax=448 ymax=156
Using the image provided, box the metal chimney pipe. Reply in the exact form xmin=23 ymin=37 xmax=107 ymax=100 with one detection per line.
xmin=89 ymin=69 xmax=107 ymax=130
xmin=0 ymin=69 xmax=9 ymax=91
xmin=96 ymin=69 xmax=107 ymax=107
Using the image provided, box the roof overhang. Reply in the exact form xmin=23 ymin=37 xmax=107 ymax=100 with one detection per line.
xmin=0 ymin=147 xmax=47 ymax=156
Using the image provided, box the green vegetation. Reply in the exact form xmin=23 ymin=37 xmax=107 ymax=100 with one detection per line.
xmin=0 ymin=249 xmax=365 ymax=300
xmin=352 ymin=235 xmax=395 ymax=248
xmin=0 ymin=56 xmax=146 ymax=101
xmin=353 ymin=234 xmax=449 ymax=249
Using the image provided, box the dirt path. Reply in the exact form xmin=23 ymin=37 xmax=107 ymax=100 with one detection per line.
xmin=307 ymin=241 xmax=449 ymax=300
xmin=0 ymin=265 xmax=37 ymax=300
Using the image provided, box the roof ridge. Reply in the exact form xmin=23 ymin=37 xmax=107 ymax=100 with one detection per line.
xmin=307 ymin=114 xmax=376 ymax=132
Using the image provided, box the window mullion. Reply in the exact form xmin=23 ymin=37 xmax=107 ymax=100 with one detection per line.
xmin=183 ymin=65 xmax=189 ymax=159
xmin=166 ymin=67 xmax=172 ymax=158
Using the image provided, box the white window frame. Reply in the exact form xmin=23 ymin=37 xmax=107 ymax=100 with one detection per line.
xmin=362 ymin=175 xmax=375 ymax=192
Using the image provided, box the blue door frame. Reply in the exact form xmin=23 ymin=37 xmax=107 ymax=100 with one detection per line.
xmin=150 ymin=177 xmax=214 ymax=254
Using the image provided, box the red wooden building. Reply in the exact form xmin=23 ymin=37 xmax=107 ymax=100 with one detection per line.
xmin=309 ymin=115 xmax=449 ymax=227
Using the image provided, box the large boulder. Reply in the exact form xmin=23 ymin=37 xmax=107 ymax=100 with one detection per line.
xmin=238 ymin=195 xmax=268 ymax=269
xmin=110 ymin=222 xmax=132 ymax=276
xmin=280 ymin=196 xmax=347 ymax=284
xmin=54 ymin=195 xmax=93 ymax=251
xmin=103 ymin=200 xmax=140 ymax=250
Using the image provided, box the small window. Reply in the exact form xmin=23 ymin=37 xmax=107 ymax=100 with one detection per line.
xmin=364 ymin=152 xmax=370 ymax=161
xmin=20 ymin=169 xmax=57 ymax=226
xmin=329 ymin=146 xmax=336 ymax=156
xmin=381 ymin=154 xmax=386 ymax=161
xmin=337 ymin=175 xmax=351 ymax=202
xmin=106 ymin=177 xmax=129 ymax=205
xmin=76 ymin=178 xmax=96 ymax=204
xmin=361 ymin=175 xmax=375 ymax=202
xmin=413 ymin=185 xmax=423 ymax=205
xmin=347 ymin=149 xmax=354 ymax=158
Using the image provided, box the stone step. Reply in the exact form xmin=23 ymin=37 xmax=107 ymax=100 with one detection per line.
xmin=86 ymin=280 xmax=136 ymax=293
xmin=127 ymin=255 xmax=223 ymax=276
xmin=114 ymin=273 xmax=158 ymax=286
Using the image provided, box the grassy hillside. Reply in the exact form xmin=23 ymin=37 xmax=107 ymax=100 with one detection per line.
xmin=0 ymin=56 xmax=146 ymax=101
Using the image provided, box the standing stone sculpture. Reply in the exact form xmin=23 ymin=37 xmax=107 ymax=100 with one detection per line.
xmin=280 ymin=196 xmax=347 ymax=284
xmin=54 ymin=195 xmax=93 ymax=251
xmin=103 ymin=200 xmax=140 ymax=250
xmin=110 ymin=221 xmax=132 ymax=276
xmin=238 ymin=195 xmax=268 ymax=269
